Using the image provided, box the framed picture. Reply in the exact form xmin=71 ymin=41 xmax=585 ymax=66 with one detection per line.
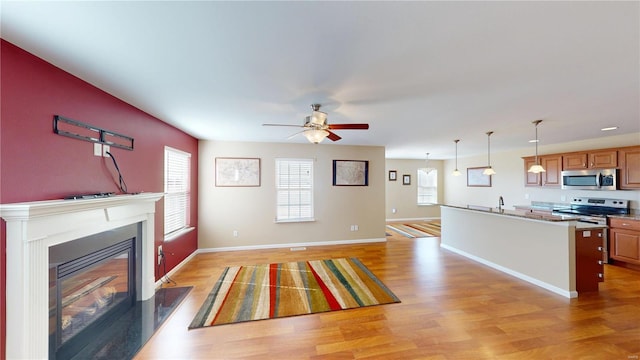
xmin=402 ymin=174 xmax=411 ymax=185
xmin=467 ymin=166 xmax=492 ymax=187
xmin=388 ymin=170 xmax=397 ymax=181
xmin=333 ymin=160 xmax=369 ymax=186
xmin=215 ymin=157 xmax=261 ymax=187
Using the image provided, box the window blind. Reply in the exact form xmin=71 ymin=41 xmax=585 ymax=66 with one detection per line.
xmin=275 ymin=158 xmax=314 ymax=222
xmin=417 ymin=168 xmax=438 ymax=205
xmin=164 ymin=147 xmax=191 ymax=235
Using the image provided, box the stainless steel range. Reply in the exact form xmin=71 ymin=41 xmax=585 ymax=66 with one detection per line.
xmin=553 ymin=197 xmax=631 ymax=263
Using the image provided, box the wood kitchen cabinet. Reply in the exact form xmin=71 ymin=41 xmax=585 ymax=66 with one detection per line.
xmin=609 ymin=217 xmax=640 ymax=266
xmin=541 ymin=155 xmax=562 ymax=187
xmin=563 ymin=150 xmax=617 ymax=170
xmin=575 ymin=227 xmax=605 ymax=292
xmin=522 ymin=155 xmax=561 ymax=187
xmin=523 ymin=156 xmax=541 ymax=186
xmin=619 ymin=146 xmax=640 ymax=189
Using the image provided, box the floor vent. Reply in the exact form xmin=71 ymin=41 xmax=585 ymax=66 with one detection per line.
xmin=290 ymin=247 xmax=307 ymax=251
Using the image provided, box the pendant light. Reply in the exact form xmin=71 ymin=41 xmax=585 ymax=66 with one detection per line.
xmin=483 ymin=131 xmax=496 ymax=175
xmin=424 ymin=152 xmax=432 ymax=174
xmin=452 ymin=139 xmax=461 ymax=176
xmin=527 ymin=120 xmax=546 ymax=173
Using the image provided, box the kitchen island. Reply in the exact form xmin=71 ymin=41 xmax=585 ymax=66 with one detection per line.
xmin=440 ymin=205 xmax=596 ymax=298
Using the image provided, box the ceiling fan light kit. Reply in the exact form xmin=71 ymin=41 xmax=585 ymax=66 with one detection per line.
xmin=483 ymin=131 xmax=496 ymax=176
xmin=527 ymin=119 xmax=546 ymax=174
xmin=303 ymin=129 xmax=329 ymax=144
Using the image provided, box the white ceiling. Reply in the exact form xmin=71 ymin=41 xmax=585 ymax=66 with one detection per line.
xmin=2 ymin=1 xmax=639 ymax=159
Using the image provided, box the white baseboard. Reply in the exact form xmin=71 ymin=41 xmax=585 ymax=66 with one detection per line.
xmin=197 ymin=237 xmax=387 ymax=253
xmin=386 ymin=217 xmax=440 ymax=222
xmin=440 ymin=243 xmax=577 ymax=299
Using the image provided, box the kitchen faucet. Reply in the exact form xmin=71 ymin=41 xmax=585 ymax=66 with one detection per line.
xmin=498 ymin=196 xmax=504 ymax=211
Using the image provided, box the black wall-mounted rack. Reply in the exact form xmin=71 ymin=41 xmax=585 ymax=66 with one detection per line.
xmin=53 ymin=115 xmax=134 ymax=150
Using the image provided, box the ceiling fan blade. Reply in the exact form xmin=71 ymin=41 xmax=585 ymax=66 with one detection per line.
xmin=326 ymin=131 xmax=342 ymax=141
xmin=327 ymin=123 xmax=369 ymax=130
xmin=262 ymin=123 xmax=304 ymax=128
xmin=287 ymin=130 xmax=306 ymax=139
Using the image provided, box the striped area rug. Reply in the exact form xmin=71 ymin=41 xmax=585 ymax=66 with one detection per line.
xmin=386 ymin=221 xmax=441 ymax=238
xmin=189 ymin=258 xmax=400 ymax=328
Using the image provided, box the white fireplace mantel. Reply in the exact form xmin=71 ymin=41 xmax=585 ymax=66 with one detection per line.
xmin=0 ymin=193 xmax=163 ymax=360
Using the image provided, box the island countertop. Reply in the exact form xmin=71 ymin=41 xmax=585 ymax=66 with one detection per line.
xmin=441 ymin=204 xmax=580 ymax=222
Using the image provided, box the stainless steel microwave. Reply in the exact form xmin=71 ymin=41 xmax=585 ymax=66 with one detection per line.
xmin=561 ymin=169 xmax=617 ymax=190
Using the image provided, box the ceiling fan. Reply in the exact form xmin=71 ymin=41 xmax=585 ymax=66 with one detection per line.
xmin=263 ymin=104 xmax=369 ymax=144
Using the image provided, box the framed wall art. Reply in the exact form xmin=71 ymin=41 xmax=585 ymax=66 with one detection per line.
xmin=388 ymin=170 xmax=397 ymax=181
xmin=467 ymin=166 xmax=492 ymax=187
xmin=333 ymin=160 xmax=369 ymax=186
xmin=215 ymin=157 xmax=261 ymax=187
xmin=402 ymin=174 xmax=411 ymax=185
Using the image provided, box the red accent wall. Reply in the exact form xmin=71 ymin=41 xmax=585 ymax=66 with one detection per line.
xmin=0 ymin=39 xmax=199 ymax=358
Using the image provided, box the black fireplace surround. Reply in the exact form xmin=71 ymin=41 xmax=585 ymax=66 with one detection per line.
xmin=49 ymin=223 xmax=141 ymax=360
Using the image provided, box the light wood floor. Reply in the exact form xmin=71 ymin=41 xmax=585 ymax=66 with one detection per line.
xmin=135 ymin=232 xmax=640 ymax=359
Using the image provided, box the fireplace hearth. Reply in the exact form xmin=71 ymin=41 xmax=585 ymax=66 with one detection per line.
xmin=0 ymin=193 xmax=163 ymax=359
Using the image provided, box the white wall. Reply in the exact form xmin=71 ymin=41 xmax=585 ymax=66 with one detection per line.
xmin=385 ymin=159 xmax=442 ymax=220
xmin=443 ymin=133 xmax=640 ymax=211
xmin=198 ymin=141 xmax=386 ymax=249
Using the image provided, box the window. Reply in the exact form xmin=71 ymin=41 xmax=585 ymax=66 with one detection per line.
xmin=275 ymin=158 xmax=314 ymax=222
xmin=417 ymin=168 xmax=438 ymax=205
xmin=164 ymin=146 xmax=191 ymax=236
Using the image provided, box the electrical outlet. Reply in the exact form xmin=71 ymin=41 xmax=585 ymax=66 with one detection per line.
xmin=233 ymin=230 xmax=238 ymax=237
xmin=102 ymin=144 xmax=110 ymax=157
xmin=157 ymin=245 xmax=163 ymax=265
xmin=354 ymin=225 xmax=359 ymax=231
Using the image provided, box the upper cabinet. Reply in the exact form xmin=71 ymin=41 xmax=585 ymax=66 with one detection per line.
xmin=619 ymin=146 xmax=640 ymax=189
xmin=523 ymin=155 xmax=561 ymax=187
xmin=563 ymin=150 xmax=618 ymax=170
xmin=523 ymin=146 xmax=638 ymax=189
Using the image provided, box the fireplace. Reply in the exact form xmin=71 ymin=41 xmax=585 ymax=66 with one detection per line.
xmin=49 ymin=224 xmax=139 ymax=359
xmin=0 ymin=193 xmax=163 ymax=359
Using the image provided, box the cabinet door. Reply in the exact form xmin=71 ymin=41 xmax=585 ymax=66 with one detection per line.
xmin=541 ymin=155 xmax=562 ymax=187
xmin=563 ymin=153 xmax=587 ymax=170
xmin=589 ymin=150 xmax=617 ymax=168
xmin=523 ymin=157 xmax=541 ymax=186
xmin=610 ymin=228 xmax=640 ymax=265
xmin=619 ymin=147 xmax=640 ymax=189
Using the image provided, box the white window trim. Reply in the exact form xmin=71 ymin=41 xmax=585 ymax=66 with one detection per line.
xmin=275 ymin=158 xmax=315 ymax=223
xmin=164 ymin=146 xmax=191 ymax=241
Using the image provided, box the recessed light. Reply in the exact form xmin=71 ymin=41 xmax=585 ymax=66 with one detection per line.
xmin=601 ymin=126 xmax=618 ymax=131
xmin=528 ymin=139 xmax=539 ymax=143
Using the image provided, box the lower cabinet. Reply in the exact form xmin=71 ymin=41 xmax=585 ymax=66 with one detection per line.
xmin=575 ymin=228 xmax=605 ymax=292
xmin=609 ymin=217 xmax=640 ymax=265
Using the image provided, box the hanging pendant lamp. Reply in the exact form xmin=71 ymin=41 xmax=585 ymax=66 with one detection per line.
xmin=527 ymin=120 xmax=546 ymax=173
xmin=452 ymin=139 xmax=461 ymax=176
xmin=483 ymin=131 xmax=496 ymax=175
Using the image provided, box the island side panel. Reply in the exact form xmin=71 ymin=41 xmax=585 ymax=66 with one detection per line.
xmin=440 ymin=206 xmax=576 ymax=298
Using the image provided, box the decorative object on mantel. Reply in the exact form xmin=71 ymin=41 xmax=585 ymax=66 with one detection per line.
xmin=452 ymin=139 xmax=461 ymax=176
xmin=468 ymin=166 xmax=492 ymax=187
xmin=215 ymin=157 xmax=261 ymax=187
xmin=483 ymin=131 xmax=496 ymax=175
xmin=527 ymin=120 xmax=546 ymax=173
xmin=388 ymin=170 xmax=397 ymax=181
xmin=333 ymin=160 xmax=369 ymax=186
xmin=54 ymin=115 xmax=134 ymax=150
xmin=403 ymin=174 xmax=411 ymax=185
